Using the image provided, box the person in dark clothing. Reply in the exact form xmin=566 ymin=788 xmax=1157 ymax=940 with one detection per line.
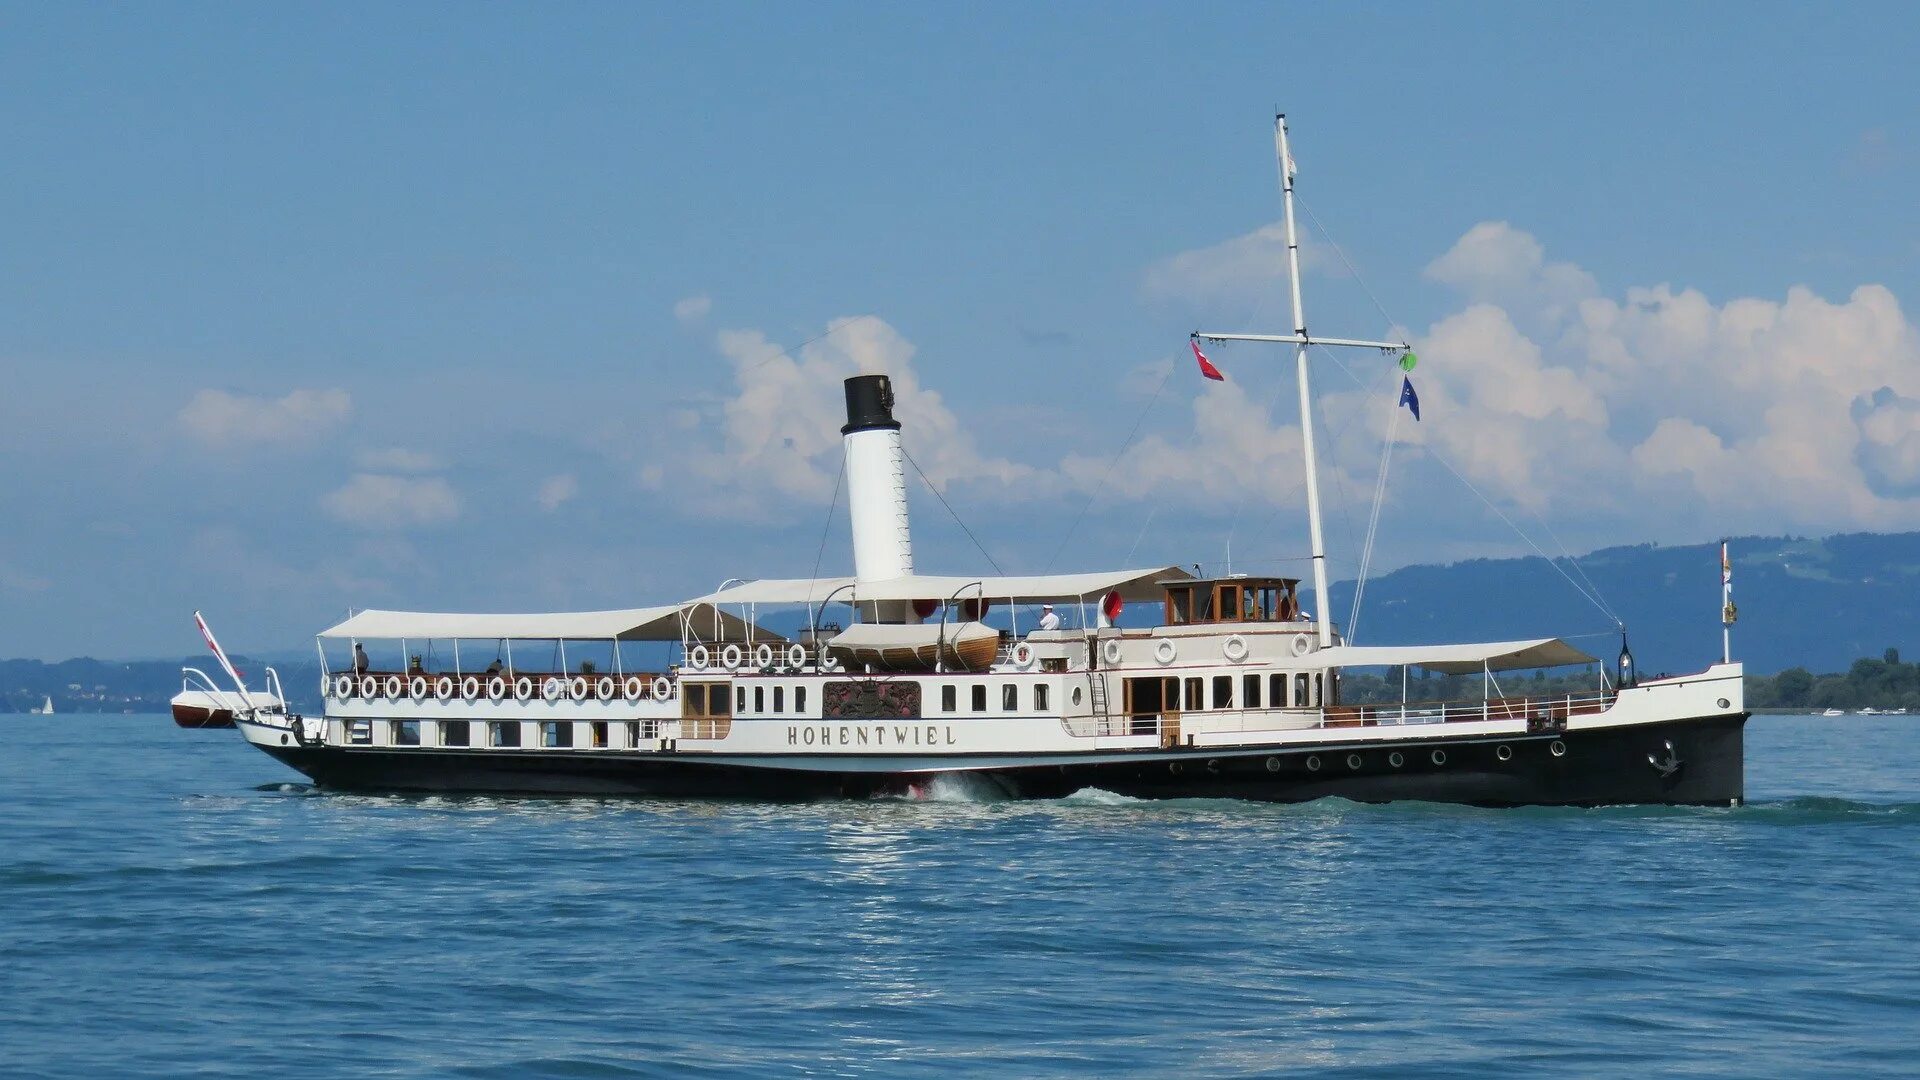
xmin=353 ymin=642 xmax=370 ymax=674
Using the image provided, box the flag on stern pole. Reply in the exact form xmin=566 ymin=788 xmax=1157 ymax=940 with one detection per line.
xmin=1191 ymin=339 xmax=1225 ymax=381
xmin=1399 ymin=376 xmax=1421 ymax=421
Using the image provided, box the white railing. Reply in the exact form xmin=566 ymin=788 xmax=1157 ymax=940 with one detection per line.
xmin=1060 ymin=690 xmax=1617 ymax=739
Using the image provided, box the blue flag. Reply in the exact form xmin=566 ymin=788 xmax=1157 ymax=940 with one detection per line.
xmin=1399 ymin=376 xmax=1421 ymax=421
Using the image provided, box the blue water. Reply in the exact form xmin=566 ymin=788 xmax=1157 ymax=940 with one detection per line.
xmin=1 ymin=715 xmax=1916 ymax=1078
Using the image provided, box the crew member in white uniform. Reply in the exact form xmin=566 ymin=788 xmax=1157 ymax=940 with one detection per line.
xmin=1037 ymin=604 xmax=1061 ymax=631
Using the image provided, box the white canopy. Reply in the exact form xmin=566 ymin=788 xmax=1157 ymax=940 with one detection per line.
xmin=698 ymin=566 xmax=1189 ymax=607
xmin=1310 ymin=638 xmax=1598 ymax=674
xmin=318 ymin=602 xmax=769 ymax=643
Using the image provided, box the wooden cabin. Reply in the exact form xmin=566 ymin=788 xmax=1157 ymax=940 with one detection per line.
xmin=1159 ymin=576 xmax=1304 ymax=627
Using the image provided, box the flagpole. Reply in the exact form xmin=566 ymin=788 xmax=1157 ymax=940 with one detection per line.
xmin=1276 ymin=114 xmax=1333 ymax=648
xmin=1721 ymin=540 xmax=1733 ymax=664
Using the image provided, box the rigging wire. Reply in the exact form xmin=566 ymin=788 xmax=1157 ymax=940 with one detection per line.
xmin=1044 ymin=352 xmax=1180 ymax=574
xmin=902 ymin=447 xmax=1007 ymax=577
xmin=803 ymin=450 xmax=848 ymax=609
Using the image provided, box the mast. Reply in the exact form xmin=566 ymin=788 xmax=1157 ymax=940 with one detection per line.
xmin=1277 ymin=114 xmax=1333 ymax=648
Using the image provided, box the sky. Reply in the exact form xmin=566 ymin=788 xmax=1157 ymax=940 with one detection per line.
xmin=2 ymin=2 xmax=1918 ymax=659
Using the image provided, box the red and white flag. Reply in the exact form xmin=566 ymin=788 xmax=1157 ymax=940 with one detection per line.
xmin=1191 ymin=339 xmax=1225 ymax=381
xmin=194 ymin=610 xmax=248 ymax=692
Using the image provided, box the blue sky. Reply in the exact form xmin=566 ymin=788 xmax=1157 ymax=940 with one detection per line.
xmin=3 ymin=3 xmax=1918 ymax=658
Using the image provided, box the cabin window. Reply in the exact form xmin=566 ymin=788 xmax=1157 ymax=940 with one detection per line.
xmin=773 ymin=686 xmax=785 ymax=713
xmin=971 ymin=685 xmax=987 ymax=712
xmin=1167 ymin=587 xmax=1193 ymax=625
xmin=753 ymin=686 xmax=765 ymax=713
xmin=1295 ymin=673 xmax=1310 ymax=709
xmin=590 ymin=721 xmax=608 ymax=748
xmin=942 ymin=685 xmax=957 ymax=712
xmin=490 ymin=721 xmax=520 ymax=748
xmin=1244 ymin=674 xmax=1262 ymax=710
xmin=1212 ymin=675 xmax=1233 ymax=709
xmin=441 ymin=720 xmax=470 ymax=747
xmin=543 ymin=722 xmax=573 ymax=748
xmin=1269 ymin=673 xmax=1288 ymax=709
xmin=795 ymin=686 xmax=807 ymax=713
xmin=1184 ymin=677 xmax=1203 ymax=711
xmin=737 ymin=686 xmax=747 ymax=713
xmin=393 ymin=720 xmax=420 ymax=746
xmin=711 ymin=686 xmax=731 ymax=716
xmin=1072 ymin=687 xmax=1083 ymax=706
xmin=347 ymin=719 xmax=372 ymax=745
xmin=1216 ymin=585 xmax=1241 ymax=623
xmin=626 ymin=721 xmax=641 ymax=747
xmin=1035 ymin=684 xmax=1050 ymax=711
xmin=1314 ymin=674 xmax=1324 ymax=708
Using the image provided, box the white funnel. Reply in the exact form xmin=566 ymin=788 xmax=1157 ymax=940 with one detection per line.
xmin=841 ymin=375 xmax=914 ymax=584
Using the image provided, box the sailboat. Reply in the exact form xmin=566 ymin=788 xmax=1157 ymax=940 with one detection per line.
xmin=29 ymin=695 xmax=53 ymax=715
xmin=183 ymin=116 xmax=1748 ymax=807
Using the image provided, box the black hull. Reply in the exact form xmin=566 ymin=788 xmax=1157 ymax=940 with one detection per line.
xmin=258 ymin=712 xmax=1746 ymax=808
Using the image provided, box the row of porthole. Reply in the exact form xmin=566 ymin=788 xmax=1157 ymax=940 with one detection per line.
xmin=1247 ymin=740 xmax=1570 ymax=774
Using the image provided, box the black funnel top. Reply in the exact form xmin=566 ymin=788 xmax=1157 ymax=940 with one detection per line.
xmin=841 ymin=374 xmax=901 ymax=435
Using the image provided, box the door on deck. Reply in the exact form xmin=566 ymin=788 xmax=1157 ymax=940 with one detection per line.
xmin=1123 ymin=676 xmax=1180 ymax=742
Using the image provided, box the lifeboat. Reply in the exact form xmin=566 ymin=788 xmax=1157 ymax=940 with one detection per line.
xmin=169 ymin=687 xmax=281 ymax=729
xmin=825 ymin=621 xmax=1000 ymax=673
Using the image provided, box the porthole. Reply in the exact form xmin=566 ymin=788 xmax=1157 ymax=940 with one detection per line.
xmin=1169 ymin=762 xmax=1183 ymax=775
xmin=1431 ymin=749 xmax=1447 ymax=765
xmin=1496 ymin=744 xmax=1513 ymax=762
xmin=1550 ymin=740 xmax=1567 ymax=758
xmin=280 ymin=733 xmax=289 ymax=745
xmin=1206 ymin=759 xmax=1221 ymax=774
xmin=1305 ymin=755 xmax=1321 ymax=772
xmin=1346 ymin=753 xmax=1363 ymax=771
xmin=1072 ymin=688 xmax=1083 ymax=706
xmin=1717 ymin=697 xmax=1730 ymax=710
xmin=1388 ymin=751 xmax=1404 ymax=768
xmin=1265 ymin=756 xmax=1282 ymax=773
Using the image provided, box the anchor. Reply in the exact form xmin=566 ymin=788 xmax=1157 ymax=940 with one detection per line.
xmin=1647 ymin=740 xmax=1682 ymax=778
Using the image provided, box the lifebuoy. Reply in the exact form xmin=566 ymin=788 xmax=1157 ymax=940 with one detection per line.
xmin=721 ymin=644 xmax=744 ymax=671
xmin=623 ymin=675 xmax=644 ymax=699
xmin=566 ymin=677 xmax=588 ymax=702
xmin=1223 ymin=635 xmax=1249 ymax=662
xmin=434 ymin=676 xmax=454 ymax=700
xmin=461 ymin=675 xmax=481 ymax=700
xmin=819 ymin=652 xmax=842 ymax=673
xmin=384 ymin=675 xmax=403 ymax=699
xmin=1011 ymin=642 xmax=1035 ymax=668
xmin=487 ymin=677 xmax=507 ymax=702
xmin=408 ymin=676 xmax=428 ymax=700
xmin=787 ymin=643 xmax=807 ymax=669
xmin=514 ymin=676 xmax=534 ymax=702
xmin=652 ymin=676 xmax=672 ymax=699
xmin=359 ymin=675 xmax=377 ymax=698
xmin=688 ymin=644 xmax=710 ymax=671
xmin=1101 ymin=639 xmax=1123 ymax=666
xmin=1154 ymin=639 xmax=1177 ymax=665
xmin=1290 ymin=635 xmax=1312 ymax=657
xmin=754 ymin=643 xmax=775 ymax=669
xmin=596 ymin=676 xmax=615 ymax=701
xmin=333 ymin=674 xmax=354 ymax=699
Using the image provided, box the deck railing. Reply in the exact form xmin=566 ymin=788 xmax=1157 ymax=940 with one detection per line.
xmin=1061 ymin=690 xmax=1617 ymax=739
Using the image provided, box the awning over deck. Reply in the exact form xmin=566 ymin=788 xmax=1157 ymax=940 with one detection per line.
xmin=1311 ymin=638 xmax=1599 ymax=674
xmin=318 ymin=602 xmax=769 ymax=643
xmin=697 ymin=566 xmax=1190 ymax=607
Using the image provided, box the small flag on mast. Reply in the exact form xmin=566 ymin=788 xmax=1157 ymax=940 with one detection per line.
xmin=1399 ymin=376 xmax=1421 ymax=421
xmin=1192 ymin=339 xmax=1225 ymax=381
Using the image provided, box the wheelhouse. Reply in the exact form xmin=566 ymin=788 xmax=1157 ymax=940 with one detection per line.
xmin=1160 ymin=576 xmax=1306 ymax=627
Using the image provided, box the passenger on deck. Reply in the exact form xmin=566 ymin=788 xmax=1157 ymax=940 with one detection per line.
xmin=1037 ymin=604 xmax=1061 ymax=632
xmin=353 ymin=642 xmax=369 ymax=674
xmin=485 ymin=658 xmax=503 ymax=676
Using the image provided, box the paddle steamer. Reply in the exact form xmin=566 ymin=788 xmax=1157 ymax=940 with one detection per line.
xmin=191 ymin=117 xmax=1746 ymax=805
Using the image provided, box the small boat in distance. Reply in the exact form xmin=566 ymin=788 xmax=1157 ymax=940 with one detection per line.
xmin=29 ymin=695 xmax=53 ymax=715
xmin=1821 ymin=708 xmax=1845 ymax=717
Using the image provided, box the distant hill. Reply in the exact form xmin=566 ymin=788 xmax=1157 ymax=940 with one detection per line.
xmin=6 ymin=530 xmax=1918 ymax=713
xmin=1326 ymin=531 xmax=1920 ymax=676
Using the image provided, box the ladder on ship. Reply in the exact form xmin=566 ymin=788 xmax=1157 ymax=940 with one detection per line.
xmin=1086 ymin=670 xmax=1112 ymax=735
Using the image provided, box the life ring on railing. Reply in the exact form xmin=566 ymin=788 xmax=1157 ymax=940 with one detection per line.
xmin=1011 ymin=642 xmax=1035 ymax=669
xmin=566 ymin=676 xmax=588 ymax=702
xmin=1290 ymin=635 xmax=1312 ymax=657
xmin=754 ymin=643 xmax=776 ymax=669
xmin=819 ymin=651 xmax=842 ymax=673
xmin=596 ymin=676 xmax=615 ymax=701
xmin=435 ymin=676 xmax=454 ymax=700
xmin=461 ymin=675 xmax=481 ymax=700
xmin=1223 ymin=635 xmax=1249 ymax=663
xmin=688 ymin=644 xmax=710 ymax=671
xmin=333 ymin=674 xmax=354 ymax=699
xmin=408 ymin=676 xmax=428 ymax=700
xmin=514 ymin=676 xmax=534 ymax=702
xmin=384 ymin=675 xmax=404 ymax=699
xmin=487 ymin=676 xmax=507 ymax=702
xmin=623 ymin=675 xmax=644 ymax=699
xmin=1153 ymin=639 xmax=1177 ymax=665
xmin=1101 ymin=639 xmax=1123 ymax=666
xmin=787 ymin=643 xmax=808 ymax=669
xmin=359 ymin=675 xmax=378 ymax=698
xmin=721 ymin=644 xmax=744 ymax=671
xmin=652 ymin=676 xmax=672 ymax=700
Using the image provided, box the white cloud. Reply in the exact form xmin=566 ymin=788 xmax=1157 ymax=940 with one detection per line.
xmin=1141 ymin=221 xmax=1336 ymax=305
xmin=355 ymin=447 xmax=442 ymax=473
xmin=177 ymin=388 xmax=351 ymax=447
xmin=322 ymin=474 xmax=462 ymax=530
xmin=674 ymin=294 xmax=713 ymax=324
xmin=1424 ymin=221 xmax=1598 ymax=328
xmin=536 ymin=473 xmax=579 ymax=512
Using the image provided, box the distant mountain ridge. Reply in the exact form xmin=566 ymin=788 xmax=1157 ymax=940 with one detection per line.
xmin=6 ymin=530 xmax=1918 ymax=713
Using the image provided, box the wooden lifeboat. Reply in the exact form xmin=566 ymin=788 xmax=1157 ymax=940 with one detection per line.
xmin=825 ymin=621 xmax=1000 ymax=673
xmin=170 ymin=688 xmax=280 ymax=729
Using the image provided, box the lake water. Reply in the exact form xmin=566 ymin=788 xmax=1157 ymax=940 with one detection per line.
xmin=1 ymin=714 xmax=1916 ymax=1078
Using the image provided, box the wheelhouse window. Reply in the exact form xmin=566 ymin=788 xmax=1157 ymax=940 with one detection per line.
xmin=1212 ymin=675 xmax=1233 ymax=709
